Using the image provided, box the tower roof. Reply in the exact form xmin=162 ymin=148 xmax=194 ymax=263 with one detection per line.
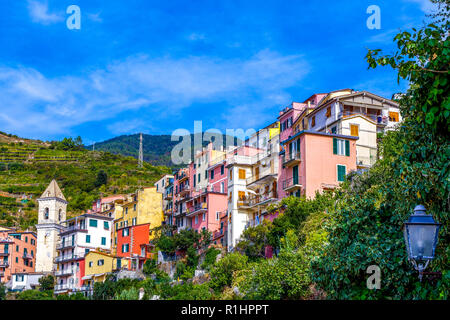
xmin=40 ymin=179 xmax=66 ymax=201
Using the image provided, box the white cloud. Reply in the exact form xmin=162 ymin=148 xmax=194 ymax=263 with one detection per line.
xmin=27 ymin=0 xmax=64 ymax=25
xmin=403 ymin=0 xmax=439 ymax=14
xmin=0 ymin=50 xmax=309 ymax=139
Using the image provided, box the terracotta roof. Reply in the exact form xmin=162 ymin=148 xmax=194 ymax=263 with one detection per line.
xmin=40 ymin=179 xmax=66 ymax=200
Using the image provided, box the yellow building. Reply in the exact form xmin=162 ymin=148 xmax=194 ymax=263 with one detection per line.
xmin=112 ymin=187 xmax=164 ymax=254
xmin=82 ymin=251 xmax=118 ymax=286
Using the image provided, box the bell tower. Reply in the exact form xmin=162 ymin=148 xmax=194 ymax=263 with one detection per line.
xmin=35 ymin=180 xmax=67 ymax=273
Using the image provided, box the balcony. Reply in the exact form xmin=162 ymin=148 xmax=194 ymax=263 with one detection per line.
xmin=0 ymin=261 xmax=9 ymax=268
xmin=186 ymin=203 xmax=207 ymax=217
xmin=283 ymin=152 xmax=301 ymax=167
xmin=282 ymin=177 xmax=302 ymax=192
xmin=340 ymin=111 xmax=388 ymax=125
xmin=238 ymin=191 xmax=278 ymax=209
xmin=0 ymin=252 xmax=10 ymax=257
xmin=57 ymin=241 xmax=75 ymax=250
xmin=0 ymin=238 xmax=14 ymax=244
xmin=22 ymin=253 xmax=33 ymax=260
xmin=60 ymin=225 xmax=87 ymax=235
xmin=55 ymin=269 xmax=76 ymax=277
xmin=178 ymin=172 xmax=189 ymax=183
xmin=55 ymin=254 xmax=83 ymax=263
xmin=177 ymin=184 xmax=190 ymax=197
xmin=246 ymin=167 xmax=277 ymax=188
xmin=164 ymin=191 xmax=173 ymax=200
xmin=54 ymin=284 xmax=76 ymax=292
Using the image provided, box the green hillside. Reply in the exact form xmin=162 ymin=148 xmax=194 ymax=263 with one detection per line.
xmin=87 ymin=133 xmax=242 ymax=167
xmin=0 ymin=133 xmax=171 ymax=230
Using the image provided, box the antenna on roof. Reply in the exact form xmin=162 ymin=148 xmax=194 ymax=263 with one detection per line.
xmin=138 ymin=133 xmax=143 ymax=168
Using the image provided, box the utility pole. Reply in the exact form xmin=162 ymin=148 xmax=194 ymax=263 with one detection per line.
xmin=138 ymin=133 xmax=143 ymax=168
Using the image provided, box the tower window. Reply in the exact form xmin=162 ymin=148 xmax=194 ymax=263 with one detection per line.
xmin=44 ymin=208 xmax=49 ymax=219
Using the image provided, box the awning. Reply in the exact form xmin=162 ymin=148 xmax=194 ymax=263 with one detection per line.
xmin=82 ymin=275 xmax=93 ymax=280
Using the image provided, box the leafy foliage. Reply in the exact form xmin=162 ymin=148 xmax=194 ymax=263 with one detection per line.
xmin=38 ymin=274 xmax=54 ymax=291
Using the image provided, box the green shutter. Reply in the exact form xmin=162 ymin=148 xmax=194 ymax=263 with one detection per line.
xmin=333 ymin=138 xmax=337 ymax=154
xmin=345 ymin=140 xmax=350 ymax=156
xmin=337 ymin=165 xmax=346 ymax=182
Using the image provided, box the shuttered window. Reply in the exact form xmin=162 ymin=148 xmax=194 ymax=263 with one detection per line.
xmin=337 ymin=165 xmax=346 ymax=182
xmin=238 ymin=169 xmax=246 ymax=179
xmin=333 ymin=138 xmax=350 ymax=156
xmin=350 ymin=124 xmax=359 ymax=137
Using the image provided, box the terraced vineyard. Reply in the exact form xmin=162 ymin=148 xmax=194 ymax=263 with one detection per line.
xmin=0 ymin=135 xmax=171 ymax=230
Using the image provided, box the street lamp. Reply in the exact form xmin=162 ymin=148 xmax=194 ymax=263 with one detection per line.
xmin=403 ymin=205 xmax=441 ymax=281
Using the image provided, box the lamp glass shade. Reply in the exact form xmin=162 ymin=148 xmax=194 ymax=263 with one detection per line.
xmin=404 ymin=223 xmax=439 ymax=260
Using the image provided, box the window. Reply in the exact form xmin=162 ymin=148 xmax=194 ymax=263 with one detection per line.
xmin=337 ymin=165 xmax=347 ymax=182
xmin=98 ymin=259 xmax=104 ymax=266
xmin=216 ymin=212 xmax=220 ymax=221
xmin=89 ymin=261 xmax=93 ymax=268
xmin=193 ymin=176 xmax=196 ymax=187
xmin=331 ymin=126 xmax=337 ymax=134
xmin=350 ymin=124 xmax=359 ymax=137
xmin=238 ymin=191 xmax=245 ymax=200
xmin=85 ymin=249 xmax=90 ymax=254
xmin=122 ymin=244 xmax=129 ymax=253
xmin=389 ymin=111 xmax=399 ymax=122
xmin=326 ymin=106 xmax=331 ymax=118
xmin=104 ymin=221 xmax=109 ymax=230
xmin=229 ymin=170 xmax=232 ymax=180
xmin=123 ymin=228 xmax=129 ymax=237
xmin=101 ymin=237 xmax=106 ymax=246
xmin=89 ymin=219 xmax=98 ymax=228
xmin=238 ymin=169 xmax=246 ymax=180
xmin=132 ymin=217 xmax=136 ymax=226
xmin=25 ymin=236 xmax=28 ymax=243
xmin=58 ymin=209 xmax=62 ymax=221
xmin=205 ymin=170 xmax=207 ymax=180
xmin=44 ymin=208 xmax=49 ymax=220
xmin=198 ymin=173 xmax=201 ymax=183
xmin=133 ymin=204 xmax=137 ymax=211
xmin=16 ymin=245 xmax=19 ymax=252
xmin=125 ymin=208 xmax=128 ymax=215
xmin=86 ymin=235 xmax=91 ymax=243
xmin=16 ymin=257 xmax=18 ymax=263
xmin=311 ymin=116 xmax=316 ymax=127
xmin=220 ymin=182 xmax=224 ymax=193
xmin=202 ymin=213 xmax=206 ymax=221
xmin=16 ymin=275 xmax=24 ymax=282
xmin=195 ymin=215 xmax=198 ymax=224
xmin=333 ymin=138 xmax=350 ymax=156
xmin=210 ymin=170 xmax=214 ymax=180
xmin=221 ymin=165 xmax=224 ymax=175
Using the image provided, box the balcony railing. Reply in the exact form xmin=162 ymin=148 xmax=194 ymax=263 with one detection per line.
xmin=282 ymin=177 xmax=301 ymax=191
xmin=339 ymin=111 xmax=388 ymax=125
xmin=246 ymin=167 xmax=277 ymax=185
xmin=61 ymin=225 xmax=87 ymax=234
xmin=57 ymin=241 xmax=75 ymax=250
xmin=55 ymin=254 xmax=83 ymax=263
xmin=238 ymin=191 xmax=278 ymax=208
xmin=186 ymin=203 xmax=207 ymax=216
xmin=0 ymin=238 xmax=14 ymax=244
xmin=55 ymin=269 xmax=76 ymax=277
xmin=283 ymin=152 xmax=301 ymax=166
xmin=0 ymin=261 xmax=9 ymax=268
xmin=0 ymin=252 xmax=10 ymax=256
xmin=178 ymin=172 xmax=189 ymax=182
xmin=54 ymin=284 xmax=77 ymax=291
xmin=22 ymin=253 xmax=33 ymax=260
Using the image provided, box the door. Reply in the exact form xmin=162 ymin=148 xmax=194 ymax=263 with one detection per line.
xmin=255 ymin=167 xmax=259 ymax=180
xmin=293 ymin=165 xmax=298 ymax=185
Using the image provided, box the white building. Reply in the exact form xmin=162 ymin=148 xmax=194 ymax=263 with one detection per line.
xmin=35 ymin=180 xmax=67 ymax=273
xmin=10 ymin=272 xmax=46 ymax=291
xmin=54 ymin=213 xmax=113 ymax=294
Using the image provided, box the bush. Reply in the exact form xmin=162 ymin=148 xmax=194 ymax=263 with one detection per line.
xmin=209 ymin=252 xmax=248 ymax=292
xmin=201 ymin=247 xmax=221 ymax=270
xmin=38 ymin=275 xmax=54 ymax=291
xmin=17 ymin=290 xmax=54 ymax=300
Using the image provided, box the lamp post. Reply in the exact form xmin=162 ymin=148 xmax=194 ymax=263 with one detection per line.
xmin=403 ymin=205 xmax=441 ymax=281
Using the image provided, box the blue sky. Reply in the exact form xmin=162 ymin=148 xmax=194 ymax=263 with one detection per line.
xmin=0 ymin=0 xmax=438 ymax=144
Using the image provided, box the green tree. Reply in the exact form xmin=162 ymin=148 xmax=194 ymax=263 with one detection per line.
xmin=38 ymin=275 xmax=54 ymax=291
xmin=209 ymin=252 xmax=248 ymax=292
xmin=312 ymin=2 xmax=449 ymax=299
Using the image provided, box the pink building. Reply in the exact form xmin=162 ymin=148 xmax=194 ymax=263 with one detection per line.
xmin=280 ymin=131 xmax=358 ymax=198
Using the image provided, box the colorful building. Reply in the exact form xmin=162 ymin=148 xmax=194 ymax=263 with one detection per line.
xmin=54 ymin=213 xmax=113 ymax=294
xmin=82 ymin=251 xmax=118 ymax=294
xmin=0 ymin=228 xmax=37 ymax=284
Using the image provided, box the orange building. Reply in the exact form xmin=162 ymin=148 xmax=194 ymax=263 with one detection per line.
xmin=0 ymin=227 xmax=37 ymax=283
xmin=116 ymin=223 xmax=151 ymax=270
